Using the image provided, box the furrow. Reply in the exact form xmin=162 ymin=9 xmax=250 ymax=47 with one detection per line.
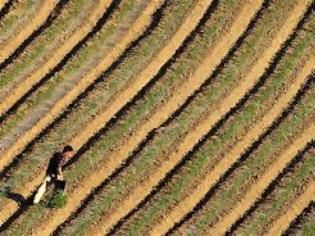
xmin=69 ymin=0 xmax=214 ymax=149
xmin=285 ymin=202 xmax=315 ymax=235
xmin=0 ymin=0 xmax=111 ymax=114
xmin=267 ymin=180 xmax=315 ymax=235
xmin=0 ymin=0 xmax=244 ymax=232
xmin=0 ymin=0 xmax=57 ymax=64
xmin=112 ymin=11 xmax=315 ymax=234
xmin=0 ymin=0 xmax=306 ymax=232
xmin=0 ymin=0 xmax=42 ymax=44
xmin=0 ymin=0 xmax=161 ymax=172
xmin=0 ymin=0 xmax=162 ymax=225
xmin=0 ymin=0 xmax=13 ymax=22
xmin=173 ymin=81 xmax=315 ymax=235
xmin=0 ymin=0 xmax=8 ymax=10
xmin=109 ymin=2 xmax=309 ymax=235
xmin=10 ymin=1 xmax=219 ymax=234
xmin=53 ymin=1 xmax=309 ymax=234
xmin=0 ymin=0 xmax=200 ymax=227
xmin=147 ymin=58 xmax=315 ymax=235
xmin=51 ymin=1 xmax=264 ymax=234
xmin=0 ymin=0 xmax=71 ymax=75
xmin=232 ymin=144 xmax=315 ymax=235
xmin=206 ymin=126 xmax=315 ymax=235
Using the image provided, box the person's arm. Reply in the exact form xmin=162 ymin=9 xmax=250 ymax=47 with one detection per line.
xmin=57 ymin=155 xmax=65 ymax=180
xmin=57 ymin=167 xmax=63 ymax=180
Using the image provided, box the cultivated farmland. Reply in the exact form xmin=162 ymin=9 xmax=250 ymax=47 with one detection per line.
xmin=0 ymin=0 xmax=314 ymax=235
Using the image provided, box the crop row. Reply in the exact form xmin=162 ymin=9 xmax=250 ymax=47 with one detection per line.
xmin=234 ymin=145 xmax=315 ymax=235
xmin=0 ymin=0 xmax=110 ymax=113
xmin=47 ymin=0 xmax=312 ymax=234
xmin=0 ymin=0 xmax=57 ymax=64
xmin=63 ymin=7 xmax=312 ymax=236
xmin=286 ymin=200 xmax=315 ymax=235
xmin=0 ymin=0 xmax=13 ymax=22
xmin=112 ymin=15 xmax=315 ymax=235
xmin=173 ymin=77 xmax=315 ymax=235
xmin=0 ymin=0 xmax=158 ymax=172
xmin=269 ymin=179 xmax=315 ymax=235
xmin=0 ymin=0 xmax=257 ymax=233
xmin=0 ymin=0 xmax=312 ymax=233
xmin=0 ymin=0 xmax=205 ymax=228
xmin=53 ymin=0 xmax=312 ymax=232
xmin=0 ymin=0 xmax=41 ymax=43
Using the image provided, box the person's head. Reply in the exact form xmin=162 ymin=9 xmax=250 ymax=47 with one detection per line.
xmin=62 ymin=145 xmax=74 ymax=159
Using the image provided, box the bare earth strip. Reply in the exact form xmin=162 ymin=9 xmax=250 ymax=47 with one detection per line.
xmin=81 ymin=2 xmax=308 ymax=235
xmin=0 ymin=0 xmax=162 ymax=172
xmin=267 ymin=179 xmax=315 ymax=235
xmin=0 ymin=0 xmax=57 ymax=64
xmin=0 ymin=0 xmax=111 ymax=115
xmin=69 ymin=1 xmax=268 ymax=234
xmin=148 ymin=58 xmax=315 ymax=235
xmin=206 ymin=124 xmax=315 ymax=235
xmin=0 ymin=0 xmax=164 ymax=225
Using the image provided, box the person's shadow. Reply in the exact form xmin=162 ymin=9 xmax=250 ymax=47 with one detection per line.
xmin=1 ymin=187 xmax=26 ymax=206
xmin=6 ymin=192 xmax=26 ymax=206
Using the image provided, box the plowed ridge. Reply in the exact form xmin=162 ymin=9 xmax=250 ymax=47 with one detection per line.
xmin=0 ymin=0 xmax=111 ymax=115
xmin=0 ymin=0 xmax=57 ymax=64
xmin=0 ymin=0 xmax=162 ymax=173
xmin=148 ymin=57 xmax=315 ymax=235
xmin=267 ymin=177 xmax=315 ymax=234
xmin=207 ymin=124 xmax=315 ymax=235
xmin=103 ymin=2 xmax=309 ymax=235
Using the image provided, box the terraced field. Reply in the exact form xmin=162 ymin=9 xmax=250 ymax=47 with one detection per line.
xmin=0 ymin=0 xmax=313 ymax=235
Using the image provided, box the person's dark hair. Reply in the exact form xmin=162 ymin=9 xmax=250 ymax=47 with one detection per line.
xmin=63 ymin=145 xmax=73 ymax=153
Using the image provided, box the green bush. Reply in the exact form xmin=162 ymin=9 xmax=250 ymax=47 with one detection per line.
xmin=48 ymin=190 xmax=67 ymax=208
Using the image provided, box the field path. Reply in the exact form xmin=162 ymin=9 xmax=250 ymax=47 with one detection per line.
xmin=79 ymin=2 xmax=309 ymax=235
xmin=0 ymin=0 xmax=162 ymax=173
xmin=0 ymin=0 xmax=163 ymax=225
xmin=148 ymin=57 xmax=315 ymax=235
xmin=0 ymin=0 xmax=111 ymax=115
xmin=0 ymin=0 xmax=57 ymax=64
xmin=67 ymin=1 xmax=267 ymax=234
xmin=267 ymin=179 xmax=315 ymax=235
xmin=206 ymin=124 xmax=315 ymax=235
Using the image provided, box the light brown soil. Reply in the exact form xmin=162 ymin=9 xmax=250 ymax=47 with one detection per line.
xmin=148 ymin=57 xmax=315 ymax=235
xmin=207 ymin=124 xmax=315 ymax=235
xmin=0 ymin=0 xmax=163 ymax=224
xmin=267 ymin=179 xmax=315 ymax=235
xmin=0 ymin=0 xmax=57 ymax=64
xmin=0 ymin=0 xmax=111 ymax=115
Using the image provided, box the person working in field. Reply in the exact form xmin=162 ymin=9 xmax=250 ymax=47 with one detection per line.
xmin=33 ymin=145 xmax=74 ymax=204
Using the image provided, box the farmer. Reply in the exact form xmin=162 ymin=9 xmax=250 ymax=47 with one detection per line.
xmin=33 ymin=145 xmax=74 ymax=204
